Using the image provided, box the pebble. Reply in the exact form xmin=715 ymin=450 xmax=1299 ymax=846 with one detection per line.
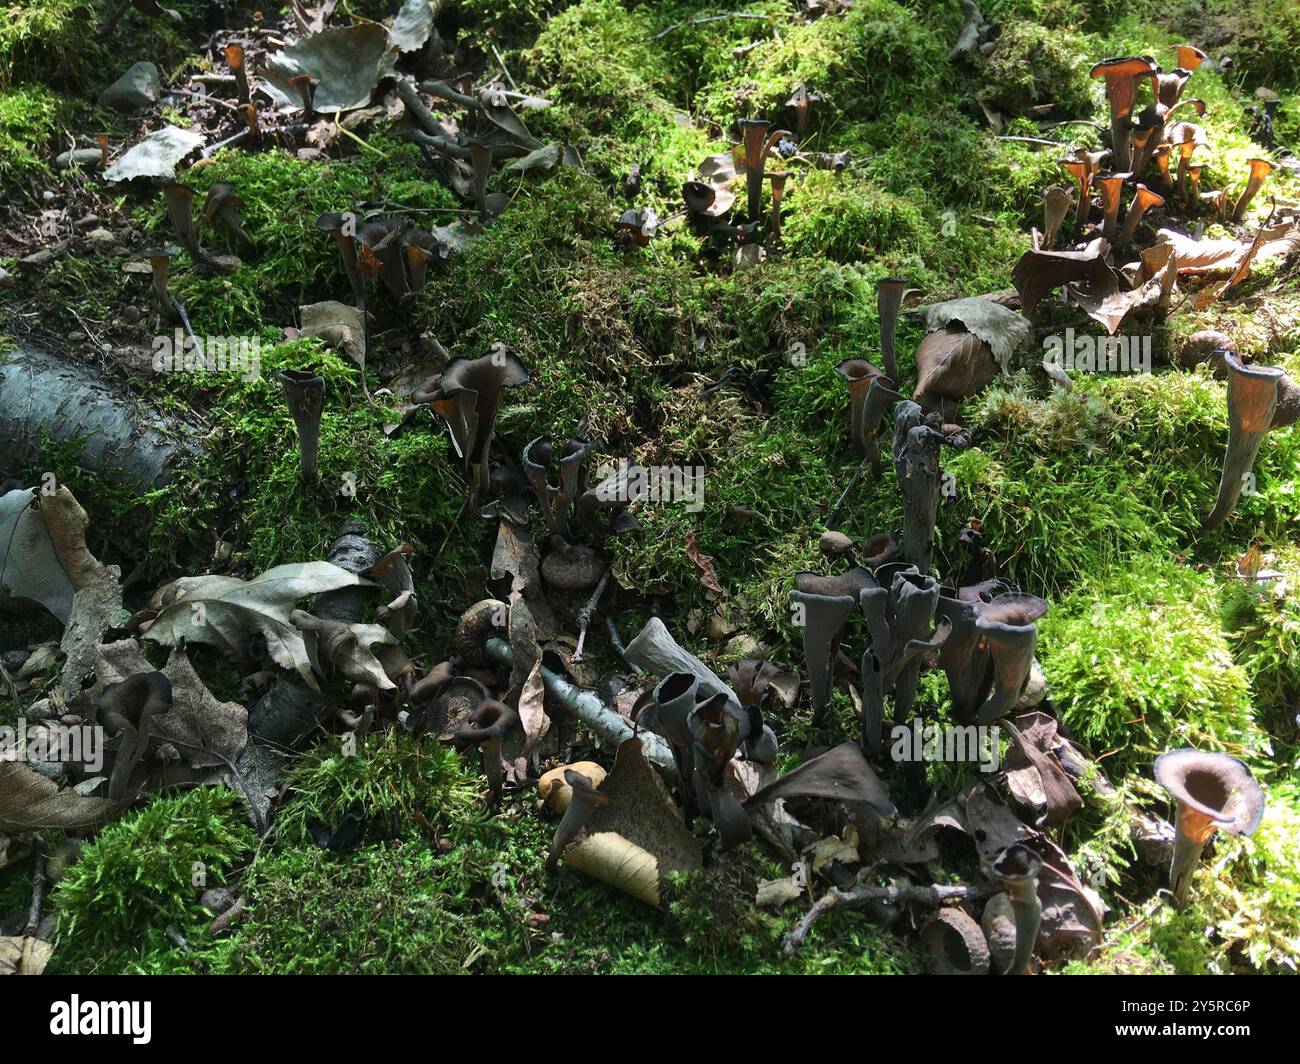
xmin=86 ymin=227 xmax=116 ymax=246
xmin=67 ymin=331 xmax=86 ymax=342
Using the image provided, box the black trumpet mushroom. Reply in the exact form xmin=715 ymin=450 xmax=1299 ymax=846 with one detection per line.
xmin=97 ymin=671 xmax=173 ymax=801
xmin=1155 ymin=749 xmax=1264 ymax=908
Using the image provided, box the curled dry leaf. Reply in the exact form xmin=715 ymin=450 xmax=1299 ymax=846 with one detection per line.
xmin=142 ymin=562 xmax=376 ymax=691
xmin=262 ymin=25 xmax=399 ymax=114
xmin=562 ymin=738 xmax=702 ymax=907
xmin=685 ymin=532 xmax=724 ymax=595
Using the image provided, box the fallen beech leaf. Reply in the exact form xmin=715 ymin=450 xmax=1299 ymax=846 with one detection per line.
xmin=914 ymin=296 xmax=1031 ymax=368
xmin=143 ymin=562 xmax=375 ymax=690
xmin=292 ymin=611 xmax=398 ymax=691
xmin=0 ymin=935 xmax=53 ymax=975
xmin=562 ymin=738 xmax=702 ymax=906
xmin=756 ymin=876 xmax=804 ymax=908
xmin=262 ymin=25 xmax=398 ymax=114
xmin=1156 ymin=221 xmax=1300 ymax=275
xmin=0 ymin=485 xmax=125 ymax=694
xmin=0 ymin=761 xmax=117 ymax=833
xmin=102 ymin=126 xmax=204 ymax=182
xmin=1012 ymin=239 xmax=1116 ymax=319
xmin=517 ymin=660 xmax=550 ymax=756
xmin=299 ymin=300 xmax=365 ymax=366
xmin=389 ymin=0 xmax=437 ymax=52
xmin=685 ymin=533 xmax=723 ymax=595
xmin=94 ymin=639 xmax=248 ymax=769
xmin=746 ymin=741 xmax=895 ymax=818
xmin=914 ymin=326 xmax=998 ymax=402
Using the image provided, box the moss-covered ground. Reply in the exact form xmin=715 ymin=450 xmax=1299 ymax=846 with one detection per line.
xmin=2 ymin=0 xmax=1300 ymax=974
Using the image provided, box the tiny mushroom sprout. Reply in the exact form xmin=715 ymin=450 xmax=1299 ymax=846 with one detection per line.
xmin=1167 ymin=121 xmax=1208 ymax=203
xmin=1154 ymin=749 xmax=1265 ymax=908
xmin=1096 ymin=172 xmax=1132 ymax=241
xmin=991 ymin=843 xmax=1043 ymax=974
xmin=1231 ymin=158 xmax=1277 ymax=222
xmin=1116 ymin=183 xmax=1165 ymax=246
xmin=1090 ymin=56 xmax=1158 ymax=171
xmin=278 ymin=369 xmax=326 ymax=483
xmin=1040 ymin=186 xmax=1071 ymax=249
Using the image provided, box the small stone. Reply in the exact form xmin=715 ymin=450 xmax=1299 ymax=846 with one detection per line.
xmin=200 ymin=888 xmax=236 ymax=916
xmin=122 ymin=305 xmax=142 ymax=323
xmin=1177 ymin=330 xmax=1232 ymax=371
xmin=59 ymin=714 xmax=83 ymax=727
xmin=67 ymin=331 xmax=87 ymax=343
xmin=820 ymin=530 xmax=856 ymax=556
xmin=86 ymin=227 xmax=115 ymax=246
xmin=0 ymin=267 xmax=14 ymax=287
xmin=41 ymin=190 xmax=55 ymax=202
xmin=99 ymin=61 xmax=161 ymax=113
xmin=541 ymin=542 xmax=604 ymax=591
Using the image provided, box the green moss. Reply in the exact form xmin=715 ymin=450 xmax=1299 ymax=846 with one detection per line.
xmin=977 ymin=21 xmax=1094 ymax=116
xmin=0 ymin=83 xmax=61 ymax=193
xmin=1039 ymin=556 xmax=1263 ymax=771
xmin=51 ymin=788 xmax=256 ymax=974
xmin=1146 ymin=781 xmax=1300 ymax=973
xmin=275 ymin=732 xmax=480 ymax=847
xmin=0 ymin=0 xmax=95 ymax=88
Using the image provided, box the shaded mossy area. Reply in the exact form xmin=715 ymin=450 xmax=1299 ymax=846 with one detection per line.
xmin=3 ymin=0 xmax=1300 ymax=973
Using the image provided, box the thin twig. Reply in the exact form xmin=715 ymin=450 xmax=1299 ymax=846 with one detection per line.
xmin=163 ymin=86 xmax=243 ymax=114
xmin=572 ymin=569 xmax=612 ymax=663
xmin=826 ymin=456 xmax=870 ymax=523
xmin=997 ymin=135 xmax=1064 ymax=147
xmin=605 ymin=616 xmax=642 ymax=674
xmin=491 ymin=45 xmax=519 ymax=92
xmin=0 ymin=658 xmax=23 ymax=714
xmin=652 ymin=12 xmax=771 ymax=40
xmin=24 ymin=836 xmax=46 ymax=938
xmin=782 ymin=881 xmax=996 ymax=955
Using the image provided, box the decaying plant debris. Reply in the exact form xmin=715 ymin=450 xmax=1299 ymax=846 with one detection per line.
xmin=1 ymin=0 xmax=1299 ymax=980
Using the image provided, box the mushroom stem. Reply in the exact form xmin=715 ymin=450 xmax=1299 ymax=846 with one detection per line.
xmin=1169 ymin=802 xmax=1215 ymax=908
xmin=98 ymin=672 xmax=172 ymax=802
xmin=546 ymin=770 xmax=608 ymax=871
xmin=468 ymin=142 xmax=493 ymax=221
xmin=877 ymin=278 xmax=916 ymax=381
xmin=1231 ymin=159 xmax=1276 ymax=222
xmin=893 ymin=402 xmax=944 ymax=574
xmin=278 ymin=369 xmax=326 ymax=483
xmin=148 ymin=251 xmax=175 ymax=324
xmin=1097 ymin=173 xmax=1130 ymax=241
xmin=739 ymin=118 xmax=772 ymax=222
xmin=1116 ymin=184 xmax=1165 ymax=247
xmin=992 ymin=844 xmax=1043 ymax=975
xmin=225 ymin=44 xmax=250 ymax=105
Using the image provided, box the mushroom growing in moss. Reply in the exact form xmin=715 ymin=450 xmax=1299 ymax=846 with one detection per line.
xmin=1231 ymin=158 xmax=1277 ymax=222
xmin=1040 ymin=186 xmax=1071 ymax=249
xmin=738 ymin=118 xmax=788 ymax=222
xmin=791 ymin=568 xmax=875 ymax=717
xmin=546 ymin=769 xmax=609 ymax=871
xmin=990 ymin=843 xmax=1043 ymax=974
xmin=1059 ymin=149 xmax=1109 ymax=229
xmin=278 ymin=369 xmax=326 ymax=483
xmin=877 ymin=277 xmax=921 ymax=381
xmin=1166 ymin=121 xmax=1208 ymax=203
xmin=455 ymin=699 xmax=521 ymax=806
xmin=1203 ymin=352 xmax=1300 ymax=529
xmin=97 ymin=671 xmax=173 ymax=801
xmin=1090 ymin=56 xmax=1158 ymax=171
xmin=1116 ymin=183 xmax=1165 ymax=246
xmin=835 ymin=358 xmax=901 ymax=477
xmin=316 ymin=211 xmax=367 ymax=310
xmin=423 ymin=349 xmax=531 ymax=506
xmin=1096 ymin=172 xmax=1132 ymax=241
xmin=1154 ymin=749 xmax=1264 ymax=908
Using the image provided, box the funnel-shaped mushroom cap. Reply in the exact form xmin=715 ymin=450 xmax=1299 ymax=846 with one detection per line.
xmin=738 ymin=117 xmax=773 ymax=166
xmin=455 ymin=699 xmax=521 ymax=744
xmin=1117 ymin=183 xmax=1166 ymax=245
xmin=1090 ymin=56 xmax=1158 ymax=116
xmin=1041 ymin=186 xmax=1071 ymax=248
xmin=877 ymin=277 xmax=921 ymax=380
xmin=1175 ymin=45 xmax=1207 ymax=72
xmin=978 ymin=591 xmax=1049 ymax=628
xmin=1155 ymin=69 xmax=1192 ymax=111
xmin=1168 ymin=121 xmax=1207 ymax=156
xmin=794 ymin=567 xmax=875 ymax=598
xmin=682 ymin=180 xmax=718 ymax=215
xmin=992 ymin=842 xmax=1043 ymax=885
xmin=1245 ymin=158 xmax=1277 ymax=181
xmin=1154 ymin=749 xmax=1265 ymax=836
xmin=435 ymin=349 xmax=531 ymax=495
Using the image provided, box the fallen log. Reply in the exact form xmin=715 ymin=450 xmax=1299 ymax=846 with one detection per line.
xmin=0 ymin=343 xmax=201 ymax=490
